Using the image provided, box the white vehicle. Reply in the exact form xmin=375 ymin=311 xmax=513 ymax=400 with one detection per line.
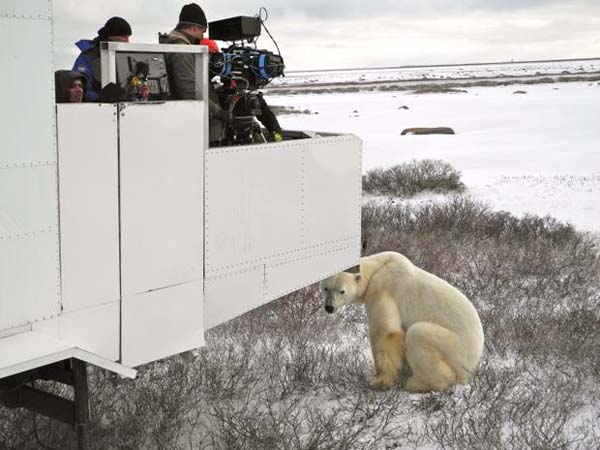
xmin=0 ymin=2 xmax=361 ymax=447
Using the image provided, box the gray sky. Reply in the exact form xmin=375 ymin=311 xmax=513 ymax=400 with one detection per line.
xmin=53 ymin=0 xmax=600 ymax=71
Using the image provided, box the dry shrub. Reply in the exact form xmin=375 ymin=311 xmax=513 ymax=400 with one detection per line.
xmin=362 ymin=160 xmax=466 ymax=197
xmin=2 ymin=196 xmax=599 ymax=450
xmin=425 ymin=356 xmax=589 ymax=450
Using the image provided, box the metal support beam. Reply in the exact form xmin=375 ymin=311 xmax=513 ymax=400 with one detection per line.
xmin=0 ymin=358 xmax=90 ymax=450
xmin=72 ymin=359 xmax=90 ymax=450
xmin=0 ymin=384 xmax=75 ymax=425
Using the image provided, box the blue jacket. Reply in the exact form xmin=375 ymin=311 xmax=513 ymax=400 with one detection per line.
xmin=72 ymin=39 xmax=101 ymax=101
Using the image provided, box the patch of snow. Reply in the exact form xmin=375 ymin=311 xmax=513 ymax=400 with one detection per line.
xmin=274 ymin=81 xmax=600 ymax=233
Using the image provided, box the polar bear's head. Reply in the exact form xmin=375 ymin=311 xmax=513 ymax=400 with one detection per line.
xmin=321 ymin=272 xmax=362 ymax=314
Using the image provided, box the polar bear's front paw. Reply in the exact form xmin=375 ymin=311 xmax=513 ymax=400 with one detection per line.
xmin=371 ymin=375 xmax=394 ymax=390
xmin=405 ymin=376 xmax=430 ymax=393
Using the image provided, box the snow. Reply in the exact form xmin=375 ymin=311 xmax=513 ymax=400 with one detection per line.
xmin=274 ymin=58 xmax=600 ymax=87
xmin=273 ymin=80 xmax=600 ymax=234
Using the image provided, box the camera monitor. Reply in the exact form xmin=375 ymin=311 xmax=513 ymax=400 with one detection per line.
xmin=115 ymin=52 xmax=170 ymax=100
xmin=209 ymin=16 xmax=261 ymax=42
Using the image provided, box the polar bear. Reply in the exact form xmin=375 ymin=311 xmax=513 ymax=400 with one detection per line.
xmin=322 ymin=251 xmax=484 ymax=392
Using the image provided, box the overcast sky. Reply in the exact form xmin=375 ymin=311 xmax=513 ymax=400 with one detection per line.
xmin=53 ymin=0 xmax=600 ymax=71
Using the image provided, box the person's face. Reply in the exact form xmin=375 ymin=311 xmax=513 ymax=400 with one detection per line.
xmin=109 ymin=35 xmax=130 ymax=43
xmin=188 ymin=25 xmax=205 ymax=39
xmin=69 ymin=79 xmax=84 ymax=103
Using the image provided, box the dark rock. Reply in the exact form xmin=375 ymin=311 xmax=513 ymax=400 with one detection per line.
xmin=401 ymin=127 xmax=455 ymax=135
xmin=398 ymin=105 xmax=409 ymax=110
xmin=412 ymin=86 xmax=467 ymax=94
xmin=513 ymin=90 xmax=527 ymax=94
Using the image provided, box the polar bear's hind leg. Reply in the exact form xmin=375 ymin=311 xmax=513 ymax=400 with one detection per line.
xmin=405 ymin=322 xmax=461 ymax=392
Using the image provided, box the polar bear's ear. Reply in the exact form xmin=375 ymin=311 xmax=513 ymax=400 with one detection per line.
xmin=354 ymin=273 xmax=362 ymax=283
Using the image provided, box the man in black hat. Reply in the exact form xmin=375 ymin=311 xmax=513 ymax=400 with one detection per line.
xmin=161 ymin=3 xmax=230 ymax=143
xmin=161 ymin=4 xmax=208 ymax=100
xmin=72 ymin=17 xmax=132 ymax=101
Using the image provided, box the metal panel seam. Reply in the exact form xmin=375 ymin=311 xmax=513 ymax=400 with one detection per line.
xmin=204 ymin=149 xmax=210 ymax=273
xmin=58 ymin=298 xmax=120 ymax=316
xmin=129 ymin=277 xmax=205 ymax=296
xmin=0 ymin=162 xmax=57 ymax=170
xmin=6 ymin=312 xmax=60 ymax=331
xmin=267 ymin=243 xmax=359 ymax=269
xmin=0 ymin=324 xmax=32 ymax=339
xmin=205 ymin=265 xmax=263 ymax=282
xmin=55 ymin=105 xmax=64 ymax=314
xmin=0 ymin=14 xmax=50 ymax=20
xmin=205 ymin=235 xmax=361 ymax=273
xmin=265 ymin=256 xmax=360 ymax=300
xmin=206 ymin=134 xmax=360 ymax=156
xmin=116 ymin=103 xmax=123 ymax=363
xmin=0 ymin=228 xmax=55 ymax=241
xmin=357 ymin=142 xmax=363 ymax=242
xmin=50 ymin=2 xmax=60 ymax=315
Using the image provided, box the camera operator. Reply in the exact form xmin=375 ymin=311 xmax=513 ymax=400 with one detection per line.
xmin=200 ymin=38 xmax=283 ymax=142
xmin=160 ymin=3 xmax=230 ymax=144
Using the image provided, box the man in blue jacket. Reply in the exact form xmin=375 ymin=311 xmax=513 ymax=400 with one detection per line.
xmin=72 ymin=17 xmax=132 ymax=101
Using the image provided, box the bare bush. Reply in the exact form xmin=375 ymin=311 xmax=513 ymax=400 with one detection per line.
xmin=2 ymin=195 xmax=599 ymax=450
xmin=425 ymin=356 xmax=589 ymax=450
xmin=362 ymin=159 xmax=465 ymax=197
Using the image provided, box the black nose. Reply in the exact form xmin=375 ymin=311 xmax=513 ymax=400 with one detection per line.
xmin=325 ymin=305 xmax=334 ymax=314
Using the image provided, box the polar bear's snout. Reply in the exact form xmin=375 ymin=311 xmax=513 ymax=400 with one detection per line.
xmin=324 ymin=292 xmax=335 ymax=313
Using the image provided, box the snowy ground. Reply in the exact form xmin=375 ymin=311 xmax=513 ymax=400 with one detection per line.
xmin=272 ymin=80 xmax=600 ymax=235
xmin=273 ymin=58 xmax=600 ymax=87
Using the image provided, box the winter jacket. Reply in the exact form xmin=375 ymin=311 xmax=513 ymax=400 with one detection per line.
xmin=72 ymin=39 xmax=101 ymax=101
xmin=161 ymin=29 xmax=226 ymax=142
xmin=54 ymin=70 xmax=86 ymax=103
xmin=161 ymin=30 xmax=199 ymax=100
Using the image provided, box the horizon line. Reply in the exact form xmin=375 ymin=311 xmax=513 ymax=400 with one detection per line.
xmin=286 ymin=56 xmax=600 ymax=74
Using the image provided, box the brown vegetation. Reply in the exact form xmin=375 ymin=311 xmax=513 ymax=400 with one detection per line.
xmin=2 ymin=175 xmax=599 ymax=450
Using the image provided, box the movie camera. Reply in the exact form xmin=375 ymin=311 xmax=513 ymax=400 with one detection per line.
xmin=208 ymin=15 xmax=285 ymax=90
xmin=208 ymin=11 xmax=285 ymax=145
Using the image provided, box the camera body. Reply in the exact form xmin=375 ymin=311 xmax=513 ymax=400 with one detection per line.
xmin=208 ymin=16 xmax=285 ymax=91
xmin=209 ymin=45 xmax=284 ymax=91
xmin=208 ymin=15 xmax=285 ymax=145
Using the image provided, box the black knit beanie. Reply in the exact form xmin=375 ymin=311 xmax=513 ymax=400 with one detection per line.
xmin=98 ymin=17 xmax=132 ymax=39
xmin=179 ymin=3 xmax=207 ymax=28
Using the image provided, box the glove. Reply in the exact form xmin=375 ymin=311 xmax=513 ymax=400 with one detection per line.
xmin=273 ymin=131 xmax=283 ymax=142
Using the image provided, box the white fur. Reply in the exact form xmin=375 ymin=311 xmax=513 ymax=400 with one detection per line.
xmin=323 ymin=251 xmax=484 ymax=392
